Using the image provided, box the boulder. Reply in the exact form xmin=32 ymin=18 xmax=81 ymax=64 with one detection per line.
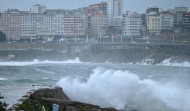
xmin=31 ymin=86 xmax=70 ymax=101
xmin=16 ymin=87 xmax=119 ymax=111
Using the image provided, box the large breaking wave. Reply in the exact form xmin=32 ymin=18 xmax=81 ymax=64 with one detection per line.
xmin=57 ymin=67 xmax=190 ymax=111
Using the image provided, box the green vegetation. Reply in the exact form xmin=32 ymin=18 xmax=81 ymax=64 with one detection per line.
xmin=0 ymin=31 xmax=6 ymax=42
xmin=16 ymin=95 xmax=52 ymax=111
xmin=16 ymin=99 xmax=51 ymax=111
xmin=0 ymin=101 xmax=8 ymax=111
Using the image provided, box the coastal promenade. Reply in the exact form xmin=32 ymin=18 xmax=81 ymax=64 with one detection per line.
xmin=0 ymin=41 xmax=190 ymax=51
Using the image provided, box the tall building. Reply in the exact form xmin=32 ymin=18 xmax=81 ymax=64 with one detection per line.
xmin=160 ymin=14 xmax=173 ymax=32
xmin=107 ymin=0 xmax=123 ymax=26
xmin=31 ymin=4 xmax=47 ymax=13
xmin=89 ymin=2 xmax=107 ymax=15
xmin=183 ymin=12 xmax=190 ymax=30
xmin=91 ymin=14 xmax=108 ymax=37
xmin=122 ymin=12 xmax=142 ymax=37
xmin=37 ymin=12 xmax=65 ymax=39
xmin=146 ymin=7 xmax=161 ymax=35
xmin=20 ymin=12 xmax=38 ymax=40
xmin=147 ymin=15 xmax=161 ymax=35
xmin=173 ymin=7 xmax=188 ymax=29
xmin=113 ymin=0 xmax=123 ymax=17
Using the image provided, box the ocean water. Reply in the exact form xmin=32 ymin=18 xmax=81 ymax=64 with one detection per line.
xmin=0 ymin=58 xmax=190 ymax=111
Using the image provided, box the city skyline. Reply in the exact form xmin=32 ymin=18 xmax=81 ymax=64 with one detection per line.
xmin=0 ymin=0 xmax=190 ymax=13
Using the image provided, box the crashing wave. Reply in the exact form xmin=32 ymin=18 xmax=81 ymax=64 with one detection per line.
xmin=157 ymin=57 xmax=190 ymax=67
xmin=57 ymin=67 xmax=190 ymax=111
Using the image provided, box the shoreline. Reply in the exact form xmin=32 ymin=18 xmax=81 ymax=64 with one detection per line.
xmin=9 ymin=87 xmax=120 ymax=111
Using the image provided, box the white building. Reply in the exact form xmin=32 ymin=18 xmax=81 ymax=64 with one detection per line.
xmin=1 ymin=12 xmax=22 ymax=40
xmin=37 ymin=12 xmax=65 ymax=39
xmin=20 ymin=13 xmax=38 ymax=39
xmin=123 ymin=12 xmax=142 ymax=37
xmin=107 ymin=0 xmax=123 ymax=26
xmin=31 ymin=4 xmax=47 ymax=13
xmin=113 ymin=0 xmax=123 ymax=17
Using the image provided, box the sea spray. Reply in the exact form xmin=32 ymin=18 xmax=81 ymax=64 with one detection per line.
xmin=0 ymin=57 xmax=82 ymax=66
xmin=0 ymin=77 xmax=7 ymax=81
xmin=158 ymin=57 xmax=190 ymax=67
xmin=57 ymin=67 xmax=190 ymax=111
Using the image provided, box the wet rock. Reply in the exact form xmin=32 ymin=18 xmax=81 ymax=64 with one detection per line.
xmin=31 ymin=86 xmax=70 ymax=101
xmin=16 ymin=87 xmax=119 ymax=111
xmin=0 ymin=93 xmax=4 ymax=99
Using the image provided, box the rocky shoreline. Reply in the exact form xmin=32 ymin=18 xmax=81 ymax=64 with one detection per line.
xmin=9 ymin=87 xmax=120 ymax=111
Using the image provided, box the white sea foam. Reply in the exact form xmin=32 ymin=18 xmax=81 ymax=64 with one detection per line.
xmin=42 ymin=57 xmax=81 ymax=64
xmin=0 ymin=77 xmax=7 ymax=81
xmin=157 ymin=58 xmax=190 ymax=67
xmin=57 ymin=67 xmax=190 ymax=111
xmin=138 ymin=59 xmax=154 ymax=65
xmin=0 ymin=57 xmax=82 ymax=66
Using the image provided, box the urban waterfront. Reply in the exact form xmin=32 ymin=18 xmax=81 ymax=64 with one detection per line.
xmin=0 ymin=0 xmax=190 ymax=111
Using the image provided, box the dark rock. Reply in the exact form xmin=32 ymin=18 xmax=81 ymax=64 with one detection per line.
xmin=0 ymin=96 xmax=4 ymax=99
xmin=0 ymin=93 xmax=4 ymax=99
xmin=31 ymin=86 xmax=70 ymax=101
xmin=17 ymin=87 xmax=119 ymax=111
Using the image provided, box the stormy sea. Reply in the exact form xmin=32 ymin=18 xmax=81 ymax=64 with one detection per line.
xmin=0 ymin=58 xmax=190 ymax=111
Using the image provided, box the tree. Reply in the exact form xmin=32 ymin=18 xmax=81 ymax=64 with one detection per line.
xmin=0 ymin=31 xmax=6 ymax=42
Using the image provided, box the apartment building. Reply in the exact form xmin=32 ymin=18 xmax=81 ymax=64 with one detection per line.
xmin=107 ymin=0 xmax=123 ymax=27
xmin=173 ymin=7 xmax=188 ymax=28
xmin=37 ymin=12 xmax=65 ymax=39
xmin=91 ymin=14 xmax=109 ymax=37
xmin=123 ymin=12 xmax=142 ymax=37
xmin=20 ymin=12 xmax=38 ymax=39
xmin=183 ymin=12 xmax=190 ymax=30
xmin=63 ymin=14 xmax=87 ymax=37
xmin=147 ymin=15 xmax=161 ymax=35
xmin=89 ymin=2 xmax=107 ymax=15
xmin=146 ymin=7 xmax=161 ymax=35
xmin=31 ymin=4 xmax=47 ymax=13
xmin=160 ymin=14 xmax=173 ymax=32
xmin=1 ymin=12 xmax=22 ymax=40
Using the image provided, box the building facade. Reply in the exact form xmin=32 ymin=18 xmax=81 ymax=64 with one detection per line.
xmin=183 ymin=12 xmax=190 ymax=30
xmin=89 ymin=2 xmax=107 ymax=15
xmin=91 ymin=14 xmax=109 ymax=37
xmin=37 ymin=12 xmax=65 ymax=39
xmin=173 ymin=7 xmax=188 ymax=29
xmin=122 ymin=12 xmax=142 ymax=37
xmin=147 ymin=15 xmax=161 ymax=35
xmin=63 ymin=14 xmax=87 ymax=37
xmin=20 ymin=13 xmax=38 ymax=40
xmin=1 ymin=12 xmax=22 ymax=40
xmin=107 ymin=0 xmax=123 ymax=27
xmin=146 ymin=7 xmax=161 ymax=35
xmin=160 ymin=14 xmax=173 ymax=32
xmin=31 ymin=4 xmax=47 ymax=13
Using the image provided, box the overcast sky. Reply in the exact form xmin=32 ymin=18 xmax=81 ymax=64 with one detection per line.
xmin=0 ymin=0 xmax=190 ymax=13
